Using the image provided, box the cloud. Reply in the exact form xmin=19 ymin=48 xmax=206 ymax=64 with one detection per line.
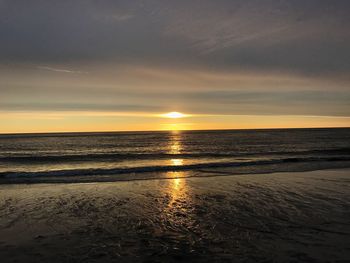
xmin=0 ymin=0 xmax=349 ymax=124
xmin=0 ymin=102 xmax=163 ymax=112
xmin=36 ymin=66 xmax=88 ymax=74
xmin=0 ymin=0 xmax=349 ymax=77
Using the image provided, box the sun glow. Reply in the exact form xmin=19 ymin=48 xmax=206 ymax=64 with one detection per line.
xmin=161 ymin=112 xmax=186 ymax=118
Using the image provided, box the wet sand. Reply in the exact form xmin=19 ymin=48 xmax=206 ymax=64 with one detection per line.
xmin=0 ymin=169 xmax=350 ymax=262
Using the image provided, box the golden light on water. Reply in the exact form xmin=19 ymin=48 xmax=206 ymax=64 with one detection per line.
xmin=163 ymin=131 xmax=191 ymax=223
xmin=171 ymin=158 xmax=184 ymax=166
xmin=170 ymin=141 xmax=181 ymax=154
xmin=168 ymin=130 xmax=185 ymax=167
xmin=172 ymin=178 xmax=181 ymax=190
xmin=169 ymin=131 xmax=182 ymax=153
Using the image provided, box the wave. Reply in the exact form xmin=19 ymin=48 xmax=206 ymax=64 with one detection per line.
xmin=1 ymin=148 xmax=350 ymax=163
xmin=1 ymin=156 xmax=349 ymax=179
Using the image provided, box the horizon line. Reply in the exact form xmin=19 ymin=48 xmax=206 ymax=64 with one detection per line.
xmin=1 ymin=126 xmax=349 ymax=136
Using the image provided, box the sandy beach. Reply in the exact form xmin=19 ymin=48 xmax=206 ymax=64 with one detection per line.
xmin=1 ymin=169 xmax=350 ymax=262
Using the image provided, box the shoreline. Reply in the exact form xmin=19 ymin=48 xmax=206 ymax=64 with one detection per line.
xmin=1 ymin=160 xmax=350 ymax=185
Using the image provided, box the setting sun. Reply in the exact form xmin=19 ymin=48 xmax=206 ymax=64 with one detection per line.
xmin=161 ymin=112 xmax=187 ymax=119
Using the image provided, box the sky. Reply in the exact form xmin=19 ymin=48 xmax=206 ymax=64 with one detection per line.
xmin=0 ymin=0 xmax=350 ymax=133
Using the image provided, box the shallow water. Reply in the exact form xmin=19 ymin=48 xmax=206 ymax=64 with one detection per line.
xmin=0 ymin=169 xmax=349 ymax=262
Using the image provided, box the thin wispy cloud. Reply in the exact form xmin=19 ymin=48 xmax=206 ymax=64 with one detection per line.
xmin=36 ymin=66 xmax=88 ymax=74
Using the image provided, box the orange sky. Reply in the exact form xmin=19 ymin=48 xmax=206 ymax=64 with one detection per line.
xmin=1 ymin=111 xmax=349 ymax=134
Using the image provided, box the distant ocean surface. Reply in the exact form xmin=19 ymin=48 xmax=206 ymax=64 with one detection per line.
xmin=1 ymin=128 xmax=350 ymax=183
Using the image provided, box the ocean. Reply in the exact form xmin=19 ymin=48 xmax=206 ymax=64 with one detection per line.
xmin=1 ymin=128 xmax=350 ymax=183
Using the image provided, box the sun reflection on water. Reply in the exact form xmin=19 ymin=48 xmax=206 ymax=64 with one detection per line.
xmin=172 ymin=177 xmax=182 ymax=191
xmin=170 ymin=141 xmax=181 ymax=154
xmin=165 ymin=172 xmax=188 ymax=208
xmin=171 ymin=158 xmax=183 ymax=166
xmin=165 ymin=131 xmax=190 ymax=206
xmin=168 ymin=131 xmax=183 ymax=163
xmin=169 ymin=134 xmax=182 ymax=155
xmin=168 ymin=130 xmax=185 ymax=167
xmin=162 ymin=131 xmax=193 ymax=227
